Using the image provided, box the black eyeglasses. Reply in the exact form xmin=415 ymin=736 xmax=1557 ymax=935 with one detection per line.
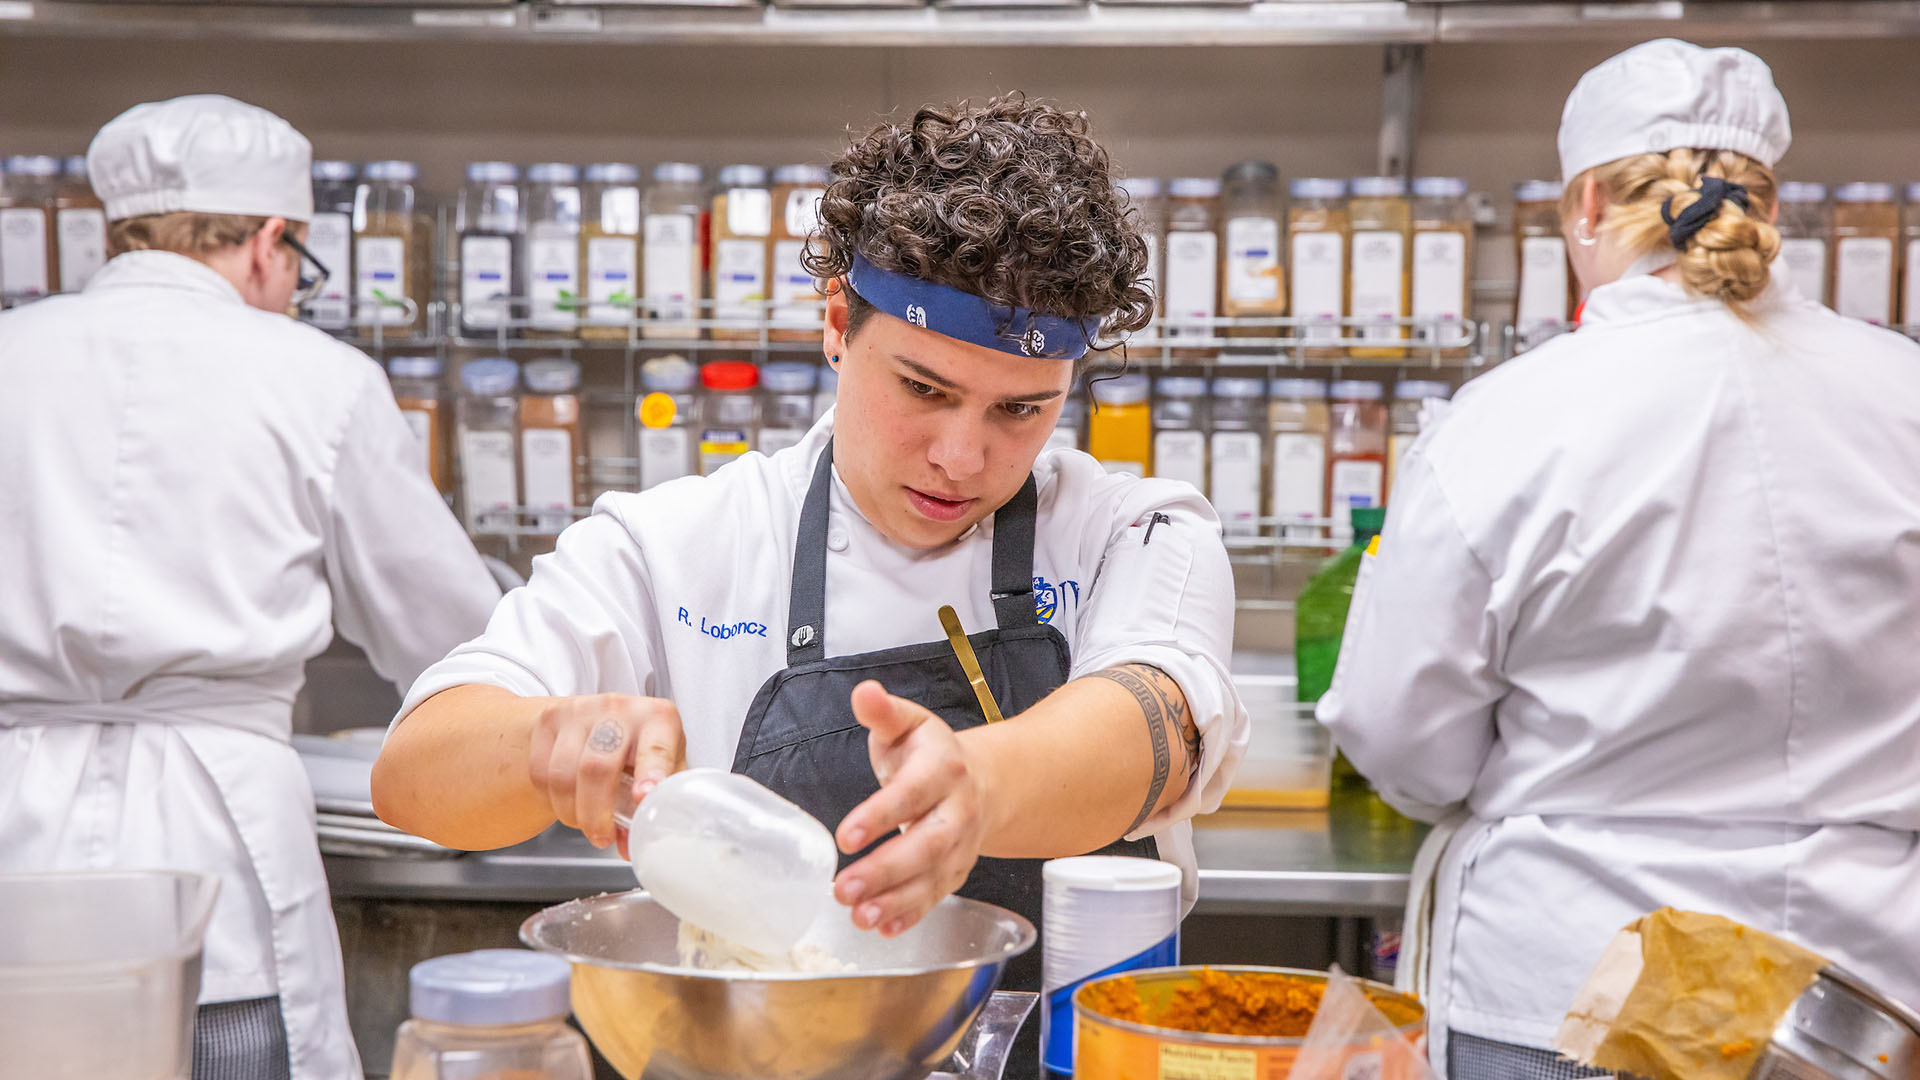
xmin=281 ymin=233 xmax=331 ymax=308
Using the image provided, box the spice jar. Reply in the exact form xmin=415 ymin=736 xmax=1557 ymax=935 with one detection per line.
xmin=1150 ymin=375 xmax=1209 ymax=493
xmin=1221 ymin=161 xmax=1286 ymax=342
xmin=1164 ymin=178 xmax=1221 ymax=359
xmin=457 ymin=358 xmax=521 ymax=534
xmin=524 ymin=163 xmax=582 ymax=337
xmin=1904 ymin=183 xmax=1920 ymax=328
xmin=1209 ymin=376 xmax=1267 ymax=536
xmin=1047 ymin=388 xmax=1087 ymax=454
xmin=54 ymin=155 xmax=106 ymax=294
xmin=1513 ymin=180 xmax=1572 ymax=352
xmin=1387 ymin=379 xmax=1449 ymax=503
xmin=520 ymin=358 xmax=584 ymax=535
xmin=388 ymin=951 xmax=591 ymax=1080
xmin=1287 ymin=178 xmax=1349 ymax=360
xmin=699 ymin=360 xmax=760 ymax=475
xmin=388 ymin=354 xmax=449 ymax=494
xmin=1834 ymin=182 xmax=1900 ymax=327
xmin=1326 ymin=379 xmax=1387 ymax=539
xmin=712 ymin=164 xmax=773 ymax=343
xmin=644 ymin=162 xmax=707 ymax=340
xmin=306 ymin=161 xmax=358 ymax=330
xmin=455 ymin=161 xmax=522 ymax=336
xmin=1410 ymin=176 xmax=1472 ymax=357
xmin=1088 ymin=372 xmax=1152 ymax=477
xmin=637 ymin=355 xmax=699 ymax=491
xmin=582 ymin=163 xmax=643 ymax=341
xmin=1118 ymin=177 xmax=1168 ymax=321
xmin=1348 ymin=176 xmax=1412 ymax=359
xmin=0 ymin=155 xmax=58 ymax=304
xmin=1775 ymin=182 xmax=1831 ymax=307
xmin=758 ymin=360 xmax=818 ymax=456
xmin=354 ymin=160 xmax=431 ymax=337
xmin=1269 ymin=378 xmax=1330 ymax=539
xmin=770 ymin=164 xmax=830 ymax=342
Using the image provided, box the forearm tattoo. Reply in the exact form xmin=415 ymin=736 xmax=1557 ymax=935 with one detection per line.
xmin=1090 ymin=664 xmax=1200 ymax=836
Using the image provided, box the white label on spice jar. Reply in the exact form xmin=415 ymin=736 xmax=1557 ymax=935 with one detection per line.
xmin=459 ymin=428 xmax=517 ymax=532
xmin=521 ymin=427 xmax=575 ymax=532
xmin=1350 ymin=230 xmax=1406 ymax=343
xmin=784 ymin=188 xmax=824 ymax=238
xmin=1209 ymin=430 xmax=1263 ymax=534
xmin=771 ymin=239 xmax=820 ymax=326
xmin=528 ymin=232 xmax=580 ymax=330
xmin=1152 ymin=429 xmax=1206 ymax=492
xmin=1329 ymin=458 xmax=1384 ymax=535
xmin=460 ymin=235 xmax=513 ymax=331
xmin=56 ymin=207 xmax=106 ymax=293
xmin=1778 ymin=237 xmax=1828 ymax=307
xmin=1164 ymin=230 xmax=1218 ymax=339
xmin=1835 ymin=237 xmax=1895 ymax=326
xmin=1290 ymin=231 xmax=1345 ymax=343
xmin=355 ymin=236 xmax=410 ymax=327
xmin=1225 ymin=217 xmax=1281 ymax=303
xmin=726 ymin=188 xmax=773 ymax=238
xmin=1143 ymin=232 xmax=1162 ymax=309
xmin=1272 ymin=431 xmax=1327 ymax=529
xmin=305 ymin=211 xmax=352 ymax=329
xmin=1907 ymin=240 xmax=1920 ymax=326
xmin=1045 ymin=424 xmax=1080 ymax=454
xmin=639 ymin=426 xmax=694 ymax=491
xmin=1515 ymin=236 xmax=1570 ymax=349
xmin=586 ymin=236 xmax=638 ymax=326
xmin=714 ymin=238 xmax=769 ymax=321
xmin=400 ymin=409 xmax=434 ymax=477
xmin=0 ymin=208 xmax=49 ymax=299
xmin=699 ymin=428 xmax=751 ymax=475
xmin=1411 ymin=230 xmax=1467 ymax=343
xmin=758 ymin=427 xmax=807 ymax=457
xmin=644 ymin=213 xmax=698 ymax=324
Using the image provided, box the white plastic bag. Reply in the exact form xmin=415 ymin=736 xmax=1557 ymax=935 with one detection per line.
xmin=1288 ymin=967 xmax=1438 ymax=1080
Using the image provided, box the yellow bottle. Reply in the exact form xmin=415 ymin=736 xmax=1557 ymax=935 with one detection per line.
xmin=1088 ymin=372 xmax=1152 ymax=477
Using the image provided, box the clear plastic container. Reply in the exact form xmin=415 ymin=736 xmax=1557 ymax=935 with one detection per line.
xmin=637 ymin=355 xmax=699 ymax=491
xmin=1150 ymin=375 xmax=1209 ymax=493
xmin=1513 ymin=179 xmax=1572 ymax=352
xmin=525 ymin=163 xmax=582 ymax=336
xmin=1088 ymin=371 xmax=1152 ymax=476
xmin=1327 ymin=379 xmax=1387 ymax=540
xmin=1117 ymin=177 xmax=1167 ymax=321
xmin=389 ymin=354 xmax=448 ymax=494
xmin=771 ymin=164 xmax=830 ymax=341
xmin=1832 ymin=182 xmax=1900 ymax=327
xmin=699 ymin=360 xmax=760 ymax=474
xmin=1222 ymin=676 xmax=1332 ymax=809
xmin=644 ymin=162 xmax=707 ymax=339
xmin=456 ymin=161 xmax=523 ymax=335
xmin=0 ymin=154 xmax=59 ymax=303
xmin=582 ymin=162 xmax=643 ymax=340
xmin=354 ymin=160 xmax=432 ymax=336
xmin=1047 ymin=389 xmax=1087 ymax=454
xmin=390 ymin=950 xmax=591 ymax=1080
xmin=712 ymin=164 xmax=773 ymax=342
xmin=1287 ymin=178 xmax=1349 ymax=359
xmin=54 ymin=154 xmax=106 ymax=294
xmin=1348 ymin=176 xmax=1412 ymax=359
xmin=1410 ymin=176 xmax=1472 ymax=356
xmin=1386 ymin=379 xmax=1450 ymax=503
xmin=758 ymin=360 xmax=818 ymax=456
xmin=1221 ymin=161 xmax=1286 ymax=341
xmin=457 ymin=357 xmax=521 ymax=534
xmin=1776 ymin=181 xmax=1831 ymax=307
xmin=306 ymin=160 xmax=358 ymax=330
xmin=1268 ymin=378 xmax=1330 ymax=540
xmin=1905 ymin=184 xmax=1920 ymax=328
xmin=1164 ymin=177 xmax=1221 ymax=358
xmin=813 ymin=360 xmax=839 ymax=422
xmin=1209 ymin=376 xmax=1267 ymax=535
xmin=521 ymin=358 xmax=584 ymax=534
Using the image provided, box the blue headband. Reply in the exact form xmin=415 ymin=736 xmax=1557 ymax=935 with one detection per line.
xmin=847 ymin=253 xmax=1101 ymax=361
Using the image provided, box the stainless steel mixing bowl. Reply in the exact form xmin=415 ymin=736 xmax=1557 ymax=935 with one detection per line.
xmin=1751 ymin=966 xmax=1920 ymax=1080
xmin=520 ymin=890 xmax=1036 ymax=1080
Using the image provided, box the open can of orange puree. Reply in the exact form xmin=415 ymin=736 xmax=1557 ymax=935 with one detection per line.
xmin=1073 ymin=965 xmax=1426 ymax=1080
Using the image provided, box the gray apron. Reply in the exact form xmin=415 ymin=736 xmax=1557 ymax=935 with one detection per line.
xmin=731 ymin=440 xmax=1157 ymax=1078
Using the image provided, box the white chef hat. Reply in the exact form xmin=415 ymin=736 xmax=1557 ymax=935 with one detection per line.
xmin=87 ymin=94 xmax=314 ymax=223
xmin=1558 ymin=38 xmax=1791 ymax=184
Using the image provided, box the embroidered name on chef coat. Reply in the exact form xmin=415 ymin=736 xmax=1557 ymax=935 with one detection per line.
xmin=676 ymin=606 xmax=769 ymax=641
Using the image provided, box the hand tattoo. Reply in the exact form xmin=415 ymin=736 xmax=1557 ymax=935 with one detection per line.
xmin=586 ymin=720 xmax=624 ymax=754
xmin=1089 ymin=665 xmax=1196 ymax=836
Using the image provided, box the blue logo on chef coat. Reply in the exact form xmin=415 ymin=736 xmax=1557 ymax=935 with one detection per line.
xmin=1032 ymin=576 xmax=1080 ymax=624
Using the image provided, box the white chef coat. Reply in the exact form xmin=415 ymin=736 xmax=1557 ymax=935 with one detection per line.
xmin=397 ymin=414 xmax=1248 ymax=907
xmin=1319 ymin=270 xmax=1920 ymax=1063
xmin=0 ymin=251 xmax=502 ymax=1080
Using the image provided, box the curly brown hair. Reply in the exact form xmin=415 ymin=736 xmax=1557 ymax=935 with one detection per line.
xmin=804 ymin=94 xmax=1154 ymax=358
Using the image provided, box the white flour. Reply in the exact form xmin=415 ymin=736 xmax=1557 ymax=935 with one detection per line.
xmin=674 ymin=920 xmax=852 ymax=974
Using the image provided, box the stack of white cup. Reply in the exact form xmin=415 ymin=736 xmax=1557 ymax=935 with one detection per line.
xmin=1040 ymin=855 xmax=1182 ymax=1077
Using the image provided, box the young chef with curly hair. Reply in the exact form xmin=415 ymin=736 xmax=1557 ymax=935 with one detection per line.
xmin=374 ymin=96 xmax=1249 ymax=1064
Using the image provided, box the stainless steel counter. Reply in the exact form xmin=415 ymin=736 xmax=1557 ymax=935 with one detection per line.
xmin=324 ymin=789 xmax=1425 ymax=918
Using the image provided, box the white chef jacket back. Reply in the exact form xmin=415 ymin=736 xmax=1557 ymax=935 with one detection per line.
xmin=0 ymin=251 xmax=502 ymax=1080
xmin=1319 ymin=273 xmax=1920 ymax=1058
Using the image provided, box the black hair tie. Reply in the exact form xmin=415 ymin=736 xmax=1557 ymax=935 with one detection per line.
xmin=1660 ymin=176 xmax=1751 ymax=252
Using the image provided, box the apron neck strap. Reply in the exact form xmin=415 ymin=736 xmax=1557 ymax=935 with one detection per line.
xmin=785 ymin=439 xmax=1041 ymax=667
